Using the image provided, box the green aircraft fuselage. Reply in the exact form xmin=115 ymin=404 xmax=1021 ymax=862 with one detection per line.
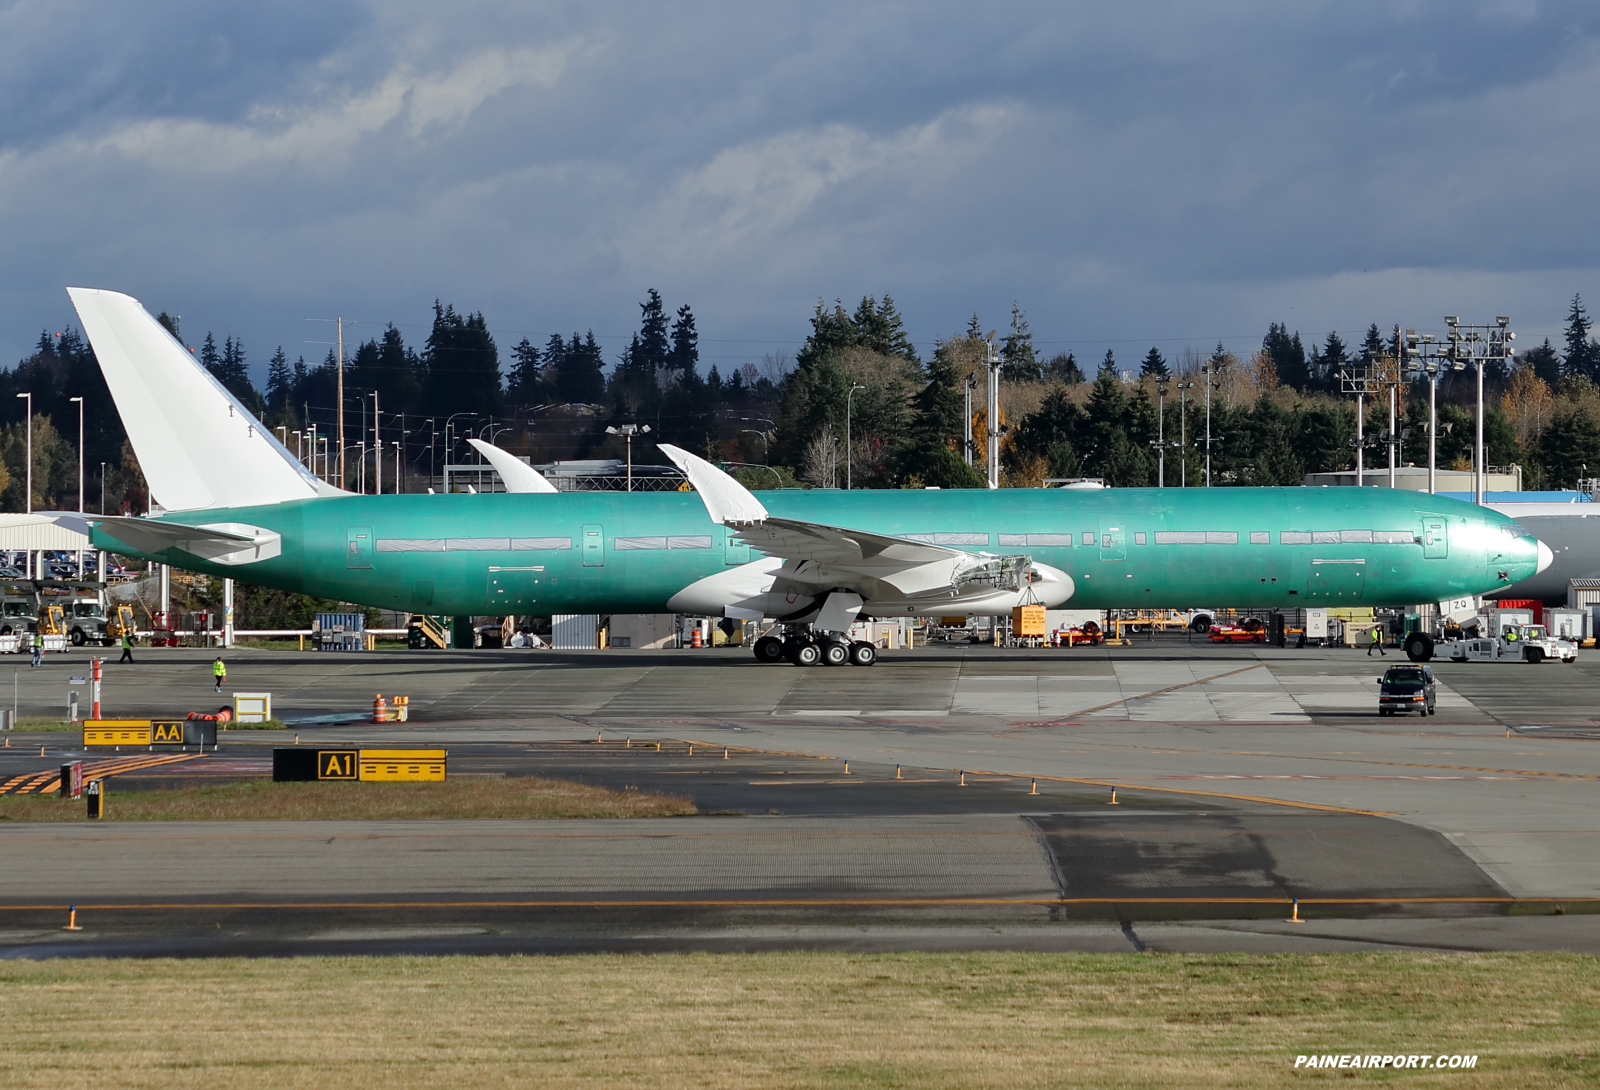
xmin=90 ymin=486 xmax=1540 ymax=616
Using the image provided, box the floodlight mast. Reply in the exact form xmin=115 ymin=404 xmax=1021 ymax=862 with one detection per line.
xmin=605 ymin=423 xmax=651 ymax=491
xmin=1405 ymin=317 xmax=1514 ymax=504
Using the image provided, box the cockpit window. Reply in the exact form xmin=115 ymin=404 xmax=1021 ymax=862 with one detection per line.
xmin=1502 ymin=522 xmax=1530 ymax=538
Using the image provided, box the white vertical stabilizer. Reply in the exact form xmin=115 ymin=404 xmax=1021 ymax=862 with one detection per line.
xmin=67 ymin=287 xmax=332 ymax=512
xmin=466 ymin=438 xmax=558 ymax=493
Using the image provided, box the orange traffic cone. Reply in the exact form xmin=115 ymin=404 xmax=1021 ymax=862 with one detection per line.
xmin=691 ymin=627 xmax=703 ymax=648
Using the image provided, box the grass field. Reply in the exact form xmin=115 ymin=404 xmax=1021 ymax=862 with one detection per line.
xmin=0 ymin=776 xmax=697 ymax=821
xmin=0 ymin=952 xmax=1594 ymax=1088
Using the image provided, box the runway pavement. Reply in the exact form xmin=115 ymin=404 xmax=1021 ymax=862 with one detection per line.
xmin=2 ymin=639 xmax=1598 ymax=955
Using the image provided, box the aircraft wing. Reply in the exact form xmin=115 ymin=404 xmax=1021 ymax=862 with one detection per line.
xmin=466 ymin=439 xmax=558 ymax=494
xmin=657 ymin=444 xmax=1061 ymax=609
xmin=657 ymin=444 xmax=963 ymax=566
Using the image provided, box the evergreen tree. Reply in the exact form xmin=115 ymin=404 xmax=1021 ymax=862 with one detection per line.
xmin=266 ymin=347 xmax=292 ymax=412
xmin=1314 ymin=330 xmax=1348 ymax=389
xmin=1361 ymin=323 xmax=1386 ymax=363
xmin=1098 ymin=349 xmax=1117 ymax=377
xmin=507 ymin=338 xmax=542 ymax=405
xmin=422 ymin=302 xmax=500 ymax=418
xmin=1539 ymin=407 xmax=1600 ymax=487
xmin=1139 ymin=347 xmax=1170 ymax=380
xmin=1209 ymin=342 xmax=1229 ymax=370
xmin=898 ymin=340 xmax=982 ymax=487
xmin=155 ymin=312 xmax=185 ymax=346
xmin=206 ymin=335 xmax=257 ymax=405
xmin=200 ymin=332 xmax=219 ymax=374
xmin=667 ymin=304 xmax=699 ymax=376
xmin=999 ymin=302 xmax=1038 ymax=382
xmin=552 ymin=332 xmax=605 ymax=404
xmin=1563 ymin=294 xmax=1599 ymax=381
xmin=1042 ymin=352 xmax=1085 ymax=384
xmin=1523 ymin=337 xmax=1563 ymax=386
xmin=636 ymin=290 xmax=670 ymax=373
xmin=1263 ymin=322 xmax=1308 ymax=389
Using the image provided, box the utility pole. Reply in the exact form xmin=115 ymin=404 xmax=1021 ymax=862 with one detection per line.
xmin=336 ymin=317 xmax=345 ymax=490
xmin=985 ymin=334 xmax=1002 ymax=489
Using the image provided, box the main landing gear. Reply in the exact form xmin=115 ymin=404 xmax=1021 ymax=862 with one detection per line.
xmin=753 ymin=626 xmax=878 ymax=667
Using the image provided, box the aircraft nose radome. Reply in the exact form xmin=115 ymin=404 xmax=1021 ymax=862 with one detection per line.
xmin=1536 ymin=540 xmax=1554 ymax=574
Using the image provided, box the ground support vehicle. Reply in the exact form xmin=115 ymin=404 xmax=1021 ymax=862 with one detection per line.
xmin=1209 ymin=618 xmax=1267 ymax=644
xmin=1433 ymin=624 xmax=1577 ymax=664
xmin=1377 ymin=664 xmax=1437 ymax=716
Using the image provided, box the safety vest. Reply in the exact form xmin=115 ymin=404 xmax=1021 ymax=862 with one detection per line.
xmin=213 ymin=660 xmax=226 ymax=676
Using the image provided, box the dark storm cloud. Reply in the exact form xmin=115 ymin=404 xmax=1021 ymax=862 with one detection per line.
xmin=1 ymin=1 xmax=1597 ymax=371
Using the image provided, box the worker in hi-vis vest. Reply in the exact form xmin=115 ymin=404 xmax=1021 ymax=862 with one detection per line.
xmin=212 ymin=655 xmax=227 ymax=692
xmin=1367 ymin=625 xmax=1386 ymax=657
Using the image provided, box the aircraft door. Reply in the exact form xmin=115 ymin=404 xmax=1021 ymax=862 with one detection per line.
xmin=582 ymin=524 xmax=604 ymax=567
xmin=1098 ymin=519 xmax=1126 ymax=562
xmin=346 ymin=526 xmax=372 ymax=569
xmin=486 ymin=567 xmax=541 ymax=610
xmin=1422 ymin=517 xmax=1447 ymax=559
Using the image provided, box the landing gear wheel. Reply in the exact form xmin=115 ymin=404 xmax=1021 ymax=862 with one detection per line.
xmin=788 ymin=641 xmax=821 ymax=667
xmin=820 ymin=641 xmax=849 ymax=667
xmin=848 ymin=641 xmax=877 ymax=667
xmin=753 ymin=636 xmax=785 ymax=664
xmin=1403 ymin=632 xmax=1434 ymax=662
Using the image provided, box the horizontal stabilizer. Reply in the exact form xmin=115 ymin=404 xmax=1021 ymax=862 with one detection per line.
xmin=466 ymin=439 xmax=558 ymax=493
xmin=66 ymin=287 xmax=333 ymax=512
xmin=59 ymin=514 xmax=282 ymax=566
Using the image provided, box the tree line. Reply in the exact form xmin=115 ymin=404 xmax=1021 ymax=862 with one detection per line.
xmin=4 ymin=290 xmax=1600 ymax=513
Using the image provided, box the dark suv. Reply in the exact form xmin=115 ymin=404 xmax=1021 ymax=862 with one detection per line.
xmin=1378 ymin=664 xmax=1436 ymax=717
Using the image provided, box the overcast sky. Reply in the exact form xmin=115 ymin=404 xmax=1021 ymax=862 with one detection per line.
xmin=2 ymin=0 xmax=1597 ymax=378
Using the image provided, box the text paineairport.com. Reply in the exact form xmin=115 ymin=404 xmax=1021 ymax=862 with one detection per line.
xmin=1296 ymin=1055 xmax=1478 ymax=1070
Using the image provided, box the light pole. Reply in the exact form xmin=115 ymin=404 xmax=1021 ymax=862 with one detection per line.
xmin=394 ymin=441 xmax=403 ymax=494
xmin=846 ymin=383 xmax=865 ymax=490
xmin=1198 ymin=366 xmax=1223 ymax=485
xmin=739 ymin=429 xmax=768 ymax=463
xmin=962 ymin=374 xmax=977 ymax=467
xmin=15 ymin=393 xmax=30 ymax=513
xmin=605 ymin=424 xmax=650 ymax=490
xmin=985 ymin=336 xmax=1002 ymax=489
xmin=69 ymin=396 xmax=84 ymax=512
xmin=1174 ymin=380 xmax=1193 ymax=487
xmin=99 ymin=462 xmax=106 ymax=514
xmin=1156 ymin=384 xmax=1167 ymax=487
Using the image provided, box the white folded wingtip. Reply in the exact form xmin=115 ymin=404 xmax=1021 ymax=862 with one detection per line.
xmin=466 ymin=439 xmax=558 ymax=494
xmin=657 ymin=444 xmax=769 ymax=524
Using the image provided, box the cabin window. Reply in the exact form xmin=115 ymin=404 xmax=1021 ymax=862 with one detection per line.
xmin=1154 ymin=531 xmax=1204 ymax=544
xmin=999 ymin=534 xmax=1074 ymax=547
xmin=907 ymin=532 xmax=990 ymax=546
xmin=1280 ymin=532 xmax=1311 ymax=544
xmin=1312 ymin=531 xmax=1340 ymax=544
xmin=1373 ymin=530 xmax=1416 ymax=544
xmin=511 ymin=537 xmax=573 ymax=550
xmin=1133 ymin=532 xmax=1146 ymax=545
xmin=378 ymin=539 xmax=446 ymax=552
xmin=1082 ymin=531 xmax=1095 ymax=545
xmin=1205 ymin=531 xmax=1238 ymax=544
xmin=667 ymin=536 xmax=713 ymax=550
xmin=1340 ymin=530 xmax=1373 ymax=543
xmin=1250 ymin=532 xmax=1269 ymax=544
